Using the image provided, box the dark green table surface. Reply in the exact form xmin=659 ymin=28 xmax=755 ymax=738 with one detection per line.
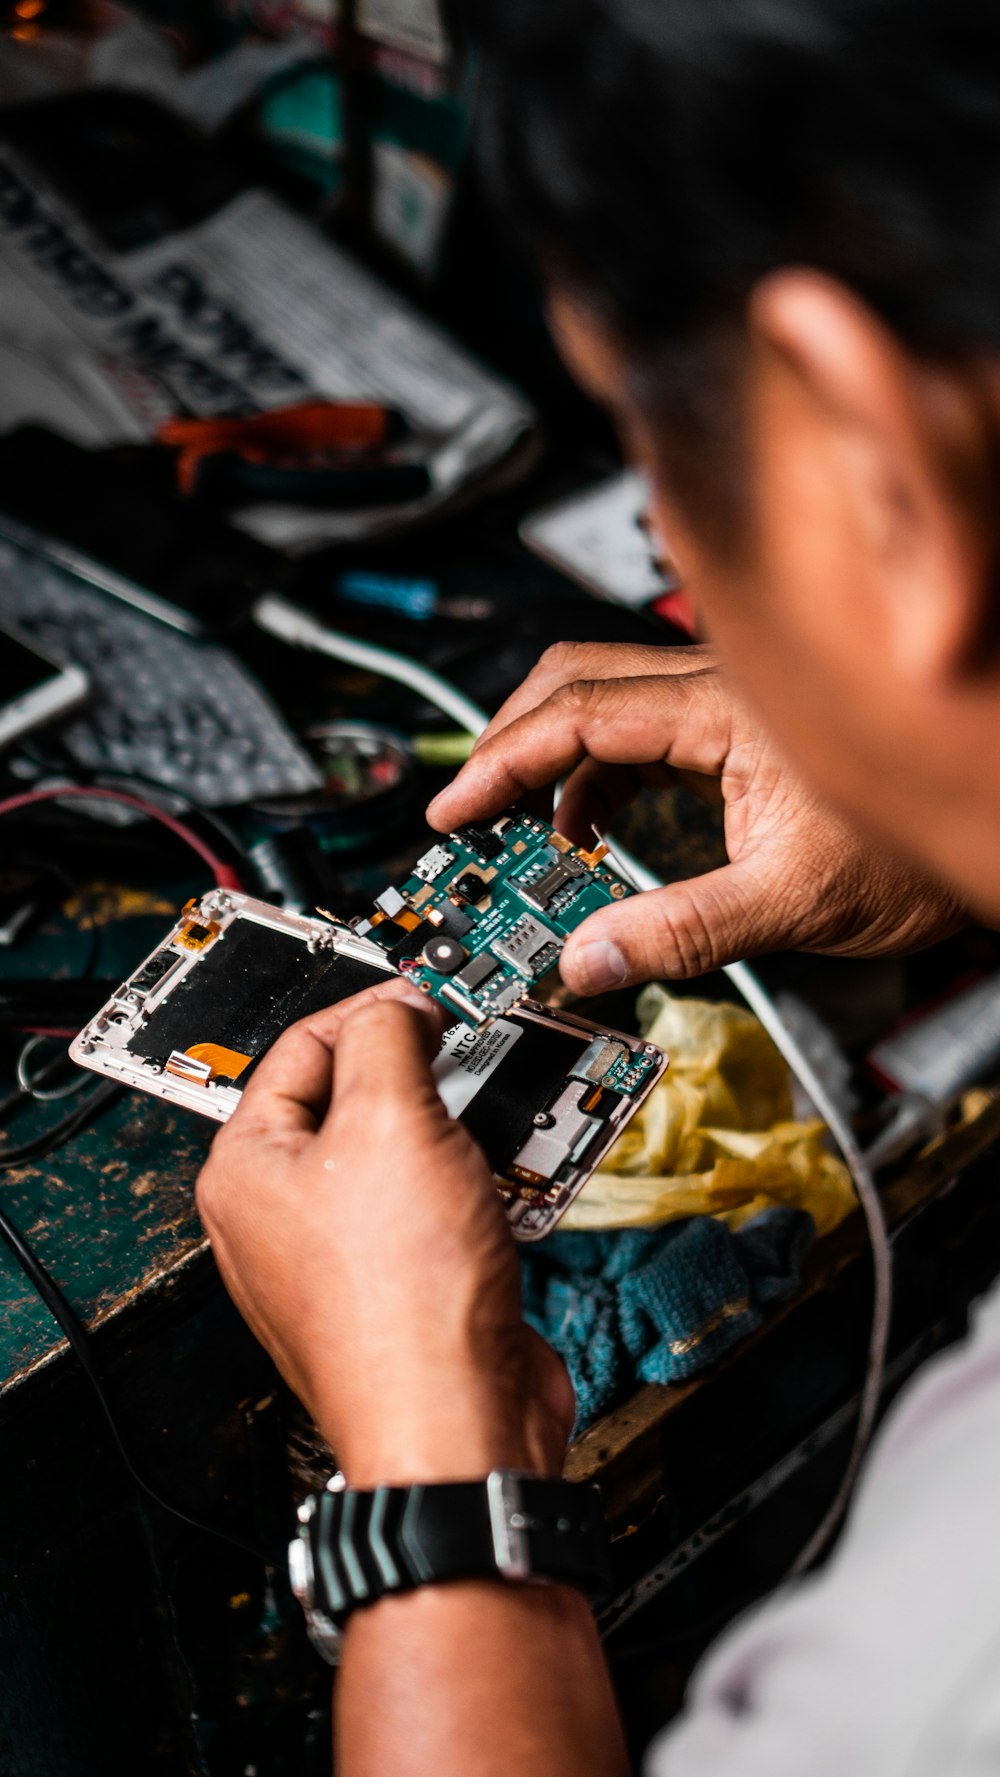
xmin=1 ymin=885 xmax=214 ymax=1388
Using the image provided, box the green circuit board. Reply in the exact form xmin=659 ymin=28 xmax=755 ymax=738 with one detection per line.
xmin=355 ymin=810 xmax=649 ymax=1076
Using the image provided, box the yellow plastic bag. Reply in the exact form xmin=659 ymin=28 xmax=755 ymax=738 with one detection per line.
xmin=561 ymin=984 xmax=856 ymax=1237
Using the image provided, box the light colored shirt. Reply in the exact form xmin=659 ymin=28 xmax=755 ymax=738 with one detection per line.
xmin=648 ymin=1272 xmax=1000 ymax=1777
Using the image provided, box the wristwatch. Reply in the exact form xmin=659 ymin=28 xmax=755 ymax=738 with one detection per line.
xmin=288 ymin=1469 xmax=613 ymax=1663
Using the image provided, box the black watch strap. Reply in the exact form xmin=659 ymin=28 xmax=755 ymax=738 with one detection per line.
xmin=290 ymin=1472 xmax=611 ymax=1661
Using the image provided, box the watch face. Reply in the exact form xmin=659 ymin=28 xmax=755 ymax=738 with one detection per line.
xmin=289 ymin=1505 xmax=345 ymax=1666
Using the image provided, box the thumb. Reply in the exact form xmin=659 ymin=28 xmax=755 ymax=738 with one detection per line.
xmin=560 ymin=861 xmax=776 ymax=991
xmin=323 ymin=995 xmax=450 ymax=1133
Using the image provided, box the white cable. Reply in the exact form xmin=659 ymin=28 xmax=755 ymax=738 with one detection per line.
xmin=254 ymin=600 xmax=889 ymax=1566
xmin=603 ymin=836 xmax=892 ymax=1573
xmin=725 ymin=960 xmax=891 ymax=1571
xmin=253 ymin=593 xmax=491 ymax=738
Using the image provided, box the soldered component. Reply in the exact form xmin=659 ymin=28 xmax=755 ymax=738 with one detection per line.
xmin=481 ymin=978 xmax=528 ymax=1015
xmin=454 ymin=952 xmax=500 ymax=993
xmin=362 ymin=809 xmax=635 ymax=1032
xmin=165 ymin=1049 xmax=213 ymax=1085
xmin=375 ymin=885 xmax=408 ymax=918
xmin=427 ymin=901 xmax=473 ymax=939
xmin=175 ymin=918 xmax=220 ymax=951
xmin=130 ymin=951 xmax=179 ymax=993
xmin=422 ymin=935 xmax=468 ymax=974
xmin=413 ymin=844 xmax=455 ymax=884
xmin=185 ymin=1042 xmax=252 ymax=1081
xmin=453 ymin=871 xmax=489 ymax=904
xmin=452 ymin=821 xmax=507 ymax=861
xmin=569 ymin=1035 xmax=629 ymax=1085
xmin=493 ymin=913 xmax=560 ymax=980
xmin=516 ymin=851 xmax=587 ymax=914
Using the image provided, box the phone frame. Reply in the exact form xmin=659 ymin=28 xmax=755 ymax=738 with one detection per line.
xmin=70 ymin=890 xmax=667 ymax=1240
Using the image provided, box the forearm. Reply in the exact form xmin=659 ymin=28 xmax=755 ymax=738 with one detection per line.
xmin=197 ymin=990 xmax=627 ymax=1774
xmin=338 ymin=1578 xmax=630 ymax=1777
xmin=325 ymin=1364 xmax=628 ymax=1777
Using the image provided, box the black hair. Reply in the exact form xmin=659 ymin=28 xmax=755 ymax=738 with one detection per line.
xmin=475 ymin=0 xmax=1000 ymax=362
xmin=473 ymin=1 xmax=1000 ymax=536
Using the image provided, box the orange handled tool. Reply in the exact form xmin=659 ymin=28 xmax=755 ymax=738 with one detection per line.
xmin=159 ymin=399 xmax=405 ymax=496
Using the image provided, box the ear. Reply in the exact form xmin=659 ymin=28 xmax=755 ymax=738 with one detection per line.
xmin=748 ymin=270 xmax=994 ymax=683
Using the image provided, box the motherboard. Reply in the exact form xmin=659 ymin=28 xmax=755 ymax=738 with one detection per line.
xmin=354 ymin=811 xmax=653 ymax=1097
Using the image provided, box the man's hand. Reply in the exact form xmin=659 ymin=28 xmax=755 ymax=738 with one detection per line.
xmin=428 ymin=642 xmax=967 ymax=994
xmin=199 ymin=984 xmax=627 ymax=1777
xmin=196 ymin=977 xmax=573 ymax=1485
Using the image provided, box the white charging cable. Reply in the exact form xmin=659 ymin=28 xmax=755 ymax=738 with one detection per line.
xmin=254 ymin=594 xmax=490 ymax=738
xmin=603 ymin=836 xmax=891 ymax=1574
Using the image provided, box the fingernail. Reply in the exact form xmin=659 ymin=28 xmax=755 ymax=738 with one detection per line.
xmin=569 ymin=938 xmax=628 ymax=993
xmin=396 ymin=983 xmax=439 ymax=1015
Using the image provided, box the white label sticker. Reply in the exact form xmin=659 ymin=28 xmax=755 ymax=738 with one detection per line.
xmin=433 ymin=1019 xmax=522 ymax=1119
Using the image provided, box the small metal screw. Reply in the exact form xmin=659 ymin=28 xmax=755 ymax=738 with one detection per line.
xmin=532 ymin=1111 xmax=553 ymax=1128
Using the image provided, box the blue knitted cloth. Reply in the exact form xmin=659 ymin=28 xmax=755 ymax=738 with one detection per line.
xmin=519 ymin=1208 xmax=814 ymax=1431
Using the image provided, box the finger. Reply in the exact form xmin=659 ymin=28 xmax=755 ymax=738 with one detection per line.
xmin=235 ymin=976 xmax=439 ymax=1136
xmin=426 ymin=643 xmax=715 ymax=830
xmin=428 ymin=668 xmax=729 ymax=832
xmin=559 ymin=858 xmax=787 ymax=991
xmin=470 ymin=640 xmax=714 ymax=752
xmin=322 ymin=996 xmax=453 ymax=1137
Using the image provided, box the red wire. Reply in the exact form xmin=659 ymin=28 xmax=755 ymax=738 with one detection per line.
xmin=0 ymin=786 xmax=243 ymax=891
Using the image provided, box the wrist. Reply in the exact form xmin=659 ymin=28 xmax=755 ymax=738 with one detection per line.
xmin=315 ymin=1377 xmax=566 ymax=1488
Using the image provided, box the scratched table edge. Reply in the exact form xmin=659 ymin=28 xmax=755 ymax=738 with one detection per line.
xmin=3 ymin=1092 xmax=997 ymax=1480
xmin=0 ymin=1233 xmax=210 ymax=1395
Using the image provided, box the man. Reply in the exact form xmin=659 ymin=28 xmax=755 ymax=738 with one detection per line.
xmin=196 ymin=2 xmax=1000 ymax=1770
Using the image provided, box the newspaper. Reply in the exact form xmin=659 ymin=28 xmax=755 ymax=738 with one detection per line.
xmin=357 ymin=0 xmax=448 ymax=63
xmin=0 ymin=144 xmax=536 ymax=548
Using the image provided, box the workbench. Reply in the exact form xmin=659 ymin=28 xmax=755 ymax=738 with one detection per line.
xmin=4 ymin=513 xmax=1000 ymax=1771
xmin=5 ymin=902 xmax=1000 ymax=1777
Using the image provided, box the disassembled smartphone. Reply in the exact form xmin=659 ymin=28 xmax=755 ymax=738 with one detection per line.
xmin=0 ymin=619 xmax=89 ymax=751
xmin=355 ymin=810 xmax=639 ymax=1033
xmin=70 ymin=889 xmax=667 ymax=1240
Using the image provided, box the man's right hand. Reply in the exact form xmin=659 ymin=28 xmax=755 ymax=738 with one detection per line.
xmin=427 ymin=642 xmax=967 ymax=994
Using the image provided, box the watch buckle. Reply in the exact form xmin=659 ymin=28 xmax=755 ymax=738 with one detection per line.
xmin=486 ymin=1469 xmax=533 ymax=1581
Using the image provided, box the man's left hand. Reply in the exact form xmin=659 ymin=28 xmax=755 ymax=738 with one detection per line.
xmin=195 ymin=978 xmax=574 ymax=1486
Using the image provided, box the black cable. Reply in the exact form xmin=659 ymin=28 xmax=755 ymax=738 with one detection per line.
xmin=89 ymin=770 xmax=260 ymax=888
xmin=0 ymin=768 xmax=273 ymax=1562
xmin=3 ymin=853 xmax=102 ymax=980
xmin=0 ymin=1088 xmax=279 ymax=1569
xmin=0 ymin=1043 xmax=71 ymax=1123
xmin=13 ymin=740 xmax=258 ymax=887
xmin=0 ymin=1077 xmax=119 ymax=1168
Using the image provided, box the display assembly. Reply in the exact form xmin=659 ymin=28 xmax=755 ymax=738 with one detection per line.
xmin=70 ymin=889 xmax=667 ymax=1239
xmin=354 ymin=810 xmax=643 ymax=1040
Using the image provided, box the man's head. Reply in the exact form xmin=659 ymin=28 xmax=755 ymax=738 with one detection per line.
xmin=475 ymin=0 xmax=1000 ymax=919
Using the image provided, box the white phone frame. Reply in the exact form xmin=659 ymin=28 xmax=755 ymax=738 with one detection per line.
xmin=70 ymin=890 xmax=668 ymax=1241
